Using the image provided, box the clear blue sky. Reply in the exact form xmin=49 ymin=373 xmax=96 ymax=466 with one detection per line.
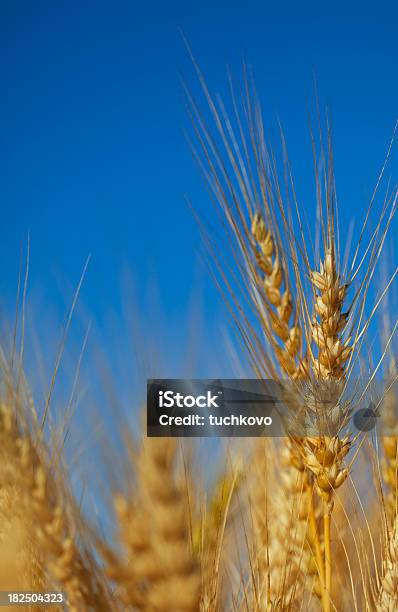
xmin=1 ymin=1 xmax=397 ymax=374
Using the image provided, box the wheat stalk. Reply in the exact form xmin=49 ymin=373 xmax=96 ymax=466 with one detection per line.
xmin=193 ymin=462 xmax=241 ymax=611
xmin=377 ymin=513 xmax=398 ymax=611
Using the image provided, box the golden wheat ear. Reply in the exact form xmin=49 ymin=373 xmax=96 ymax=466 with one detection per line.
xmin=0 ymin=337 xmax=114 ymax=612
xmin=0 ymin=397 xmax=114 ymax=611
xmin=102 ymin=435 xmax=201 ymax=610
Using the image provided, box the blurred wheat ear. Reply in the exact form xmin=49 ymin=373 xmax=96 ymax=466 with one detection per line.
xmin=0 ymin=363 xmax=113 ymax=610
xmin=101 ymin=436 xmax=201 ymax=610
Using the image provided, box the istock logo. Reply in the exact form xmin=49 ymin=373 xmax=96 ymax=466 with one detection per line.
xmin=147 ymin=379 xmax=281 ymax=437
xmin=158 ymin=389 xmax=222 ymax=408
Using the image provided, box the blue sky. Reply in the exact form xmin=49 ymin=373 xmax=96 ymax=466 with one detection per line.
xmin=1 ymin=1 xmax=397 ymax=386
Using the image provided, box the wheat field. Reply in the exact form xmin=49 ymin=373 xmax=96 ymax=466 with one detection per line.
xmin=1 ymin=71 xmax=397 ymax=612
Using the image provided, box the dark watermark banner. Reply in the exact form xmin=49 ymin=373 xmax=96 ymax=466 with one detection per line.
xmin=147 ymin=379 xmax=388 ymax=437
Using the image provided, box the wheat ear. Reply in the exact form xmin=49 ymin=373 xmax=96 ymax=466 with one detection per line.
xmin=251 ymin=213 xmax=308 ymax=380
xmin=105 ymin=437 xmax=201 ymax=610
xmin=0 ymin=486 xmax=46 ymax=600
xmin=302 ymin=244 xmax=352 ymax=612
xmin=248 ymin=439 xmax=314 ymax=611
xmin=310 ymin=247 xmax=351 ymax=380
xmin=0 ymin=401 xmax=111 ymax=611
